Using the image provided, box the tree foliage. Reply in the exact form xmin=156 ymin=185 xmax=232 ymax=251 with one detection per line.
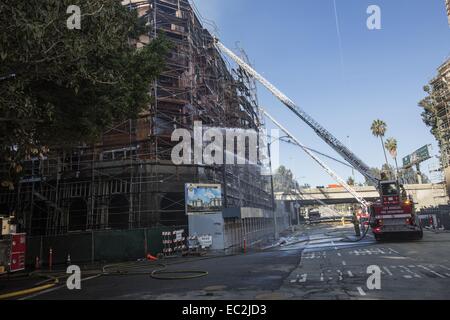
xmin=419 ymin=85 xmax=441 ymax=146
xmin=273 ymin=165 xmax=300 ymax=193
xmin=370 ymin=119 xmax=390 ymax=173
xmin=370 ymin=119 xmax=387 ymax=138
xmin=0 ymin=1 xmax=169 ymax=188
xmin=384 ymin=138 xmax=398 ymax=159
xmin=399 ymin=167 xmax=430 ymax=185
xmin=365 ymin=165 xmax=430 ymax=186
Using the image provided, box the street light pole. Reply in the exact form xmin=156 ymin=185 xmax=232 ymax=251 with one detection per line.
xmin=266 ymin=134 xmax=291 ymax=240
xmin=267 ymin=137 xmax=279 ymax=240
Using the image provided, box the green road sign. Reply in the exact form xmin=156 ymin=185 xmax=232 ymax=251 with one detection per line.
xmin=402 ymin=145 xmax=431 ymax=168
xmin=402 ymin=155 xmax=411 ymax=167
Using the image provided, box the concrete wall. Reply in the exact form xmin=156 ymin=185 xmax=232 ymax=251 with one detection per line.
xmin=406 ymin=184 xmax=449 ymax=210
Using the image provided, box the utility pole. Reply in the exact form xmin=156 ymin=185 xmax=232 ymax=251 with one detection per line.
xmin=416 ymin=163 xmax=423 ymax=184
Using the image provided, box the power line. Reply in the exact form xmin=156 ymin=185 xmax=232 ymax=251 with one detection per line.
xmin=279 ymin=137 xmax=354 ymax=169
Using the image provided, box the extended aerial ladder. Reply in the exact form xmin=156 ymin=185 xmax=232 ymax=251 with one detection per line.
xmin=214 ymin=39 xmax=426 ymax=241
xmin=214 ymin=39 xmax=382 ymax=210
xmin=262 ymin=108 xmax=370 ymax=210
xmin=214 ymin=40 xmax=380 ymax=189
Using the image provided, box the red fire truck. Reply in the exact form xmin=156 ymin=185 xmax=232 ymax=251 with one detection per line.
xmin=369 ymin=180 xmax=423 ymax=241
xmin=0 ymin=216 xmax=26 ymax=274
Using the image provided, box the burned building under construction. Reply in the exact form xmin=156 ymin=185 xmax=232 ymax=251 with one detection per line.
xmin=420 ymin=58 xmax=450 ymax=195
xmin=0 ymin=0 xmax=276 ymax=238
xmin=446 ymin=0 xmax=450 ymax=26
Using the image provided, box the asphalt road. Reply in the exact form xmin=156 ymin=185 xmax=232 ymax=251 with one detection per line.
xmin=280 ymin=226 xmax=450 ymax=300
xmin=22 ymin=223 xmax=450 ymax=300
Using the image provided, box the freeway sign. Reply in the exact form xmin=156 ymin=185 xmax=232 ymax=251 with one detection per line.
xmin=402 ymin=145 xmax=431 ymax=168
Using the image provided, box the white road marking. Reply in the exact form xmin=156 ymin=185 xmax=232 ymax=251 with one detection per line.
xmin=337 ymin=252 xmax=342 ymax=257
xmin=388 ymin=248 xmax=400 ymax=254
xmin=337 ymin=270 xmax=343 ymax=281
xmin=357 ymin=287 xmax=366 ymax=296
xmin=320 ymin=273 xmax=324 ymax=281
xmin=299 ymin=274 xmax=308 ymax=283
xmin=403 ymin=275 xmax=412 ymax=279
xmin=342 ymin=261 xmax=347 ymax=266
xmin=383 ymin=266 xmax=393 ymax=276
xmin=418 ymin=265 xmax=446 ymax=278
xmin=291 ymin=274 xmax=300 ymax=283
xmin=347 ymin=271 xmax=354 ymax=277
xmin=399 ymin=265 xmax=421 ymax=278
xmin=438 ymin=265 xmax=450 ymax=271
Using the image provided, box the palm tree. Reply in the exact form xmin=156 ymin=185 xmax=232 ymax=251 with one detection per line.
xmin=371 ymin=120 xmax=390 ymax=173
xmin=385 ymin=138 xmax=399 ymax=179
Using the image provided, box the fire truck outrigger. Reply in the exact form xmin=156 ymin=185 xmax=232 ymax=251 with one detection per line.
xmin=214 ymin=39 xmax=423 ymax=241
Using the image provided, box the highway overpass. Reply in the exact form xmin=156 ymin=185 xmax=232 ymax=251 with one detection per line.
xmin=275 ymin=183 xmax=449 ymax=210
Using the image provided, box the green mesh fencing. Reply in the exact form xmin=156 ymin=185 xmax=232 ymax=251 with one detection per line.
xmin=25 ymin=225 xmax=187 ymax=267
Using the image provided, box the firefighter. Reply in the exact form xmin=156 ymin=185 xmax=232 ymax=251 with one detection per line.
xmin=352 ymin=210 xmax=361 ymax=237
xmin=399 ymin=184 xmax=407 ymax=200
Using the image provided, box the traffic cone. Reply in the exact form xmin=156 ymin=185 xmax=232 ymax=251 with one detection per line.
xmin=146 ymin=254 xmax=158 ymax=261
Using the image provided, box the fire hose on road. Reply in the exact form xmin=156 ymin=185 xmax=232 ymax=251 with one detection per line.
xmin=102 ymin=261 xmax=209 ymax=280
xmin=0 ymin=256 xmax=217 ymax=299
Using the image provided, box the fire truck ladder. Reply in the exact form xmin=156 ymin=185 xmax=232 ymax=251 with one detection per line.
xmin=214 ymin=39 xmax=380 ymax=189
xmin=262 ymin=108 xmax=369 ymax=210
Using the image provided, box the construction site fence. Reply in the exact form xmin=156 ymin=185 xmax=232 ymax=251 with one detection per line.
xmin=26 ymin=225 xmax=187 ymax=267
xmin=223 ymin=217 xmax=276 ymax=253
xmin=418 ymin=205 xmax=450 ymax=230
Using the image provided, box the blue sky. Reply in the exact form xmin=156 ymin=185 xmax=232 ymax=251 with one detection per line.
xmin=192 ymin=0 xmax=450 ymax=186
